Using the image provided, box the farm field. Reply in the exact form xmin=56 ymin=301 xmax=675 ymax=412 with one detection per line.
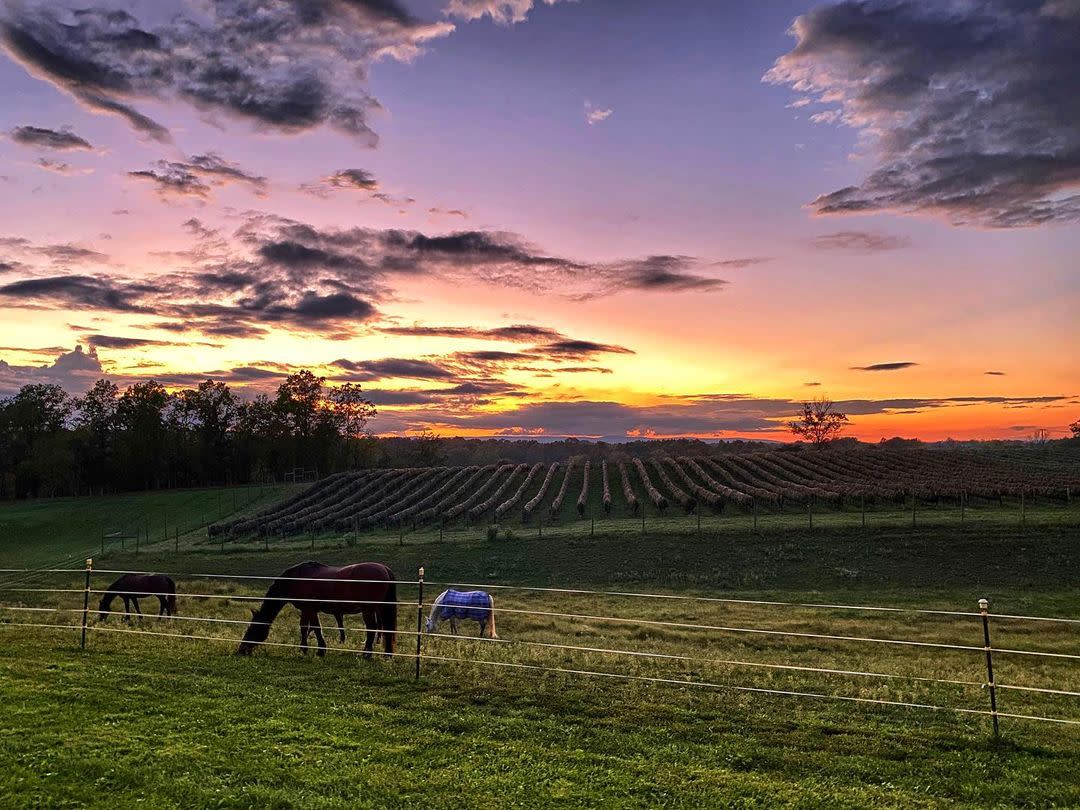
xmin=207 ymin=449 xmax=1080 ymax=551
xmin=2 ymin=488 xmax=1080 ymax=807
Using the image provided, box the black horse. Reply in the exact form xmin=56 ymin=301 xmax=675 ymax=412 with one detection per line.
xmin=98 ymin=573 xmax=177 ymax=621
xmin=236 ymin=561 xmax=398 ymax=659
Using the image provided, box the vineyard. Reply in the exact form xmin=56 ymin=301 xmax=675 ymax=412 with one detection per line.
xmin=211 ymin=448 xmax=1080 ymax=538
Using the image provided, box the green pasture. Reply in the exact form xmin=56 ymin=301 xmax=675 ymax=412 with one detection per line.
xmin=1 ymin=484 xmax=1079 ymax=806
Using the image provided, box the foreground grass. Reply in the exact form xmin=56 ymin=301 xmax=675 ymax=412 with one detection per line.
xmin=2 ymin=625 xmax=1078 ymax=808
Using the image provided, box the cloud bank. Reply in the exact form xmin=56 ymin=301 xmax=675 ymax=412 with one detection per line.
xmin=766 ymin=0 xmax=1080 ymax=227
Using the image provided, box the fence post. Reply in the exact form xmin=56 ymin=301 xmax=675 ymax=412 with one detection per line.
xmin=415 ymin=566 xmax=425 ymax=681
xmin=1020 ymin=490 xmax=1026 ymax=526
xmin=100 ymin=528 xmax=105 ymax=557
xmin=808 ymin=499 xmax=813 ymax=530
xmin=80 ymin=558 xmax=93 ymax=650
xmin=911 ymin=491 xmax=917 ymax=527
xmin=641 ymin=505 xmax=646 ymax=534
xmin=696 ymin=511 xmax=700 ymax=535
xmin=174 ymin=526 xmax=179 ymax=554
xmin=591 ymin=517 xmax=595 ymax=538
xmin=860 ymin=493 xmax=866 ymax=529
xmin=961 ymin=491 xmax=966 ymax=524
xmin=163 ymin=508 xmax=167 ymax=543
xmin=978 ymin=598 xmax=1001 ymax=739
xmin=310 ymin=526 xmax=315 ymax=552
xmin=135 ymin=526 xmax=140 ymax=555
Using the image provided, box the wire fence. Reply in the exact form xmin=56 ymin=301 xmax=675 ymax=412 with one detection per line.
xmin=1 ymin=563 xmax=1078 ymax=736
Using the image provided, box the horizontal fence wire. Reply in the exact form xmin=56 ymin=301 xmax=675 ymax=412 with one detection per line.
xmin=3 ymin=586 xmax=1080 ymax=661
xmin=2 ymin=609 xmax=1077 ymax=727
xmin=3 ymin=567 xmax=1079 ymax=626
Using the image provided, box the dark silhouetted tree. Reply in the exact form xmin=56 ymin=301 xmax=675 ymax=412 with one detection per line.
xmin=789 ymin=398 xmax=849 ymax=447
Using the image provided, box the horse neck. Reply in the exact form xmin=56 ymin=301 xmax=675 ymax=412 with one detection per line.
xmin=426 ymin=590 xmax=448 ymax=629
xmin=98 ymin=591 xmax=116 ymax=613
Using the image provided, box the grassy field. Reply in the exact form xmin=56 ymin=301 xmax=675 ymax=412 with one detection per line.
xmin=0 ymin=484 xmax=299 ymax=567
xmin=1 ymin=487 xmax=1079 ymax=806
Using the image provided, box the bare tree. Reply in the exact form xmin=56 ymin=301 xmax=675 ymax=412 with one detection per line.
xmin=789 ymin=398 xmax=849 ymax=447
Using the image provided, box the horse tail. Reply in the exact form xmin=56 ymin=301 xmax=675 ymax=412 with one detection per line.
xmin=164 ymin=576 xmax=177 ymax=615
xmin=487 ymin=595 xmax=498 ymax=639
xmin=381 ymin=579 xmax=397 ymax=655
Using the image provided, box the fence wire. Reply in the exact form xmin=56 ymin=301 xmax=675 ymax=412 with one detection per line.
xmin=2 ymin=565 xmax=1078 ymax=733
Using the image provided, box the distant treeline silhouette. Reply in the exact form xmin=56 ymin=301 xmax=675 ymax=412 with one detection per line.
xmin=3 ymin=370 xmax=1072 ymax=499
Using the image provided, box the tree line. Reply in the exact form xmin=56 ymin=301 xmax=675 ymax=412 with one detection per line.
xmin=0 ymin=372 xmax=376 ymax=499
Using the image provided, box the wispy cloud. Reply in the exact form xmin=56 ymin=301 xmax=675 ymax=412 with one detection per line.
xmin=9 ymin=125 xmax=93 ymax=151
xmin=851 ymin=362 xmax=918 ymax=372
xmin=585 ymin=101 xmax=613 ymax=125
xmin=810 ymin=231 xmax=911 ymax=252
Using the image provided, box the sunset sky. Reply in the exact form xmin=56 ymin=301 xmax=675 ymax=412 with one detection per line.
xmin=0 ymin=0 xmax=1077 ymax=441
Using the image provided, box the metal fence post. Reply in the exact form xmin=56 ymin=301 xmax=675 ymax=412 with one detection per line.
xmin=80 ymin=558 xmax=93 ymax=650
xmin=415 ymin=566 xmax=425 ymax=681
xmin=979 ymin=597 xmax=1001 ymax=739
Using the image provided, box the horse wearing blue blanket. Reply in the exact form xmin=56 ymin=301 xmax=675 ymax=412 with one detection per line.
xmin=425 ymin=589 xmax=498 ymax=638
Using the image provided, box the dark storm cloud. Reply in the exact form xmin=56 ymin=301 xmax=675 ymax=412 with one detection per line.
xmin=302 ymin=168 xmax=380 ymax=197
xmin=9 ymin=124 xmax=92 ymax=150
xmin=83 ymin=334 xmax=220 ymax=350
xmin=810 ymin=231 xmax=911 ymax=252
xmin=0 ymin=274 xmax=156 ymax=312
xmin=85 ymin=334 xmax=173 ymax=350
xmin=595 ymin=255 xmax=728 ymax=297
xmin=766 ymin=0 xmax=1080 ymax=227
xmin=0 ymin=2 xmax=453 ymax=141
xmin=0 ymin=212 xmax=724 ymax=342
xmin=129 ymin=154 xmax=267 ymax=200
xmin=331 ymin=357 xmax=455 ymax=381
xmin=535 ymin=340 xmax=634 ymax=359
xmin=851 ymin=362 xmax=918 ymax=372
xmin=380 ymin=323 xmax=564 ymax=342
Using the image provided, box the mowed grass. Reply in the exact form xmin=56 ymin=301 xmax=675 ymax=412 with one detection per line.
xmin=2 ymin=488 xmax=1080 ymax=806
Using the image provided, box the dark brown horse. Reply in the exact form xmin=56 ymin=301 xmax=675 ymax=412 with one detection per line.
xmin=236 ymin=561 xmax=398 ymax=659
xmin=98 ymin=573 xmax=177 ymax=621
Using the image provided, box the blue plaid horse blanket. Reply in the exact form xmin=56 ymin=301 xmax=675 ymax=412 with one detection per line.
xmin=437 ymin=589 xmax=492 ymax=621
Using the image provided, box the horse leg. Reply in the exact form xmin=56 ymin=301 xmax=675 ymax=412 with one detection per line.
xmin=299 ymin=615 xmax=310 ymax=655
xmin=362 ymin=611 xmax=376 ymax=660
xmin=123 ymin=597 xmax=131 ymax=623
xmin=450 ymin=616 xmax=458 ymax=635
xmin=311 ymin=617 xmax=327 ymax=658
xmin=157 ymin=596 xmax=166 ymax=617
xmin=335 ymin=613 xmax=345 ymax=644
xmin=132 ymin=599 xmax=143 ymax=620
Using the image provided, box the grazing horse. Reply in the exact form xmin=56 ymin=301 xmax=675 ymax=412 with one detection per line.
xmin=236 ymin=561 xmax=397 ymax=659
xmin=97 ymin=573 xmax=177 ymax=621
xmin=425 ymin=589 xmax=498 ymax=638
